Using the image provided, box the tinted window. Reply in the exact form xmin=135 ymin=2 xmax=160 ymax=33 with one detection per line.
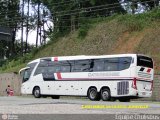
xmin=23 ymin=69 xmax=31 ymax=82
xmin=61 ymin=65 xmax=71 ymax=72
xmin=21 ymin=67 xmax=35 ymax=83
xmin=22 ymin=62 xmax=38 ymax=81
xmin=72 ymin=60 xmax=92 ymax=72
xmin=60 ymin=61 xmax=73 ymax=72
xmin=34 ymin=61 xmax=60 ymax=80
xmin=93 ymin=60 xmax=104 ymax=71
xmin=137 ymin=55 xmax=153 ymax=68
xmin=27 ymin=62 xmax=37 ymax=68
xmin=34 ymin=61 xmax=72 ymax=80
xmin=20 ymin=62 xmax=37 ymax=83
xmin=34 ymin=57 xmax=132 ymax=79
xmin=93 ymin=57 xmax=132 ymax=72
xmin=104 ymin=58 xmax=119 ymax=71
xmin=119 ymin=57 xmax=132 ymax=70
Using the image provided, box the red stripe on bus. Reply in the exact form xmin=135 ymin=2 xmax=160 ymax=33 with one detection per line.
xmin=54 ymin=57 xmax=58 ymax=61
xmin=57 ymin=73 xmax=62 ymax=79
xmin=147 ymin=68 xmax=151 ymax=73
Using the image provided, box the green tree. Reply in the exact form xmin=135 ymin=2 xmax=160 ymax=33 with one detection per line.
xmin=0 ymin=0 xmax=21 ymax=58
xmin=37 ymin=0 xmax=126 ymax=34
xmin=123 ymin=0 xmax=160 ymax=14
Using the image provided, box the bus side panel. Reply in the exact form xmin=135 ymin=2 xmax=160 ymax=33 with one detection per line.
xmin=45 ymin=80 xmax=119 ymax=96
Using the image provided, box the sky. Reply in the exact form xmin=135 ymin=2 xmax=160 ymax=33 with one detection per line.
xmin=17 ymin=29 xmax=37 ymax=45
xmin=16 ymin=21 xmax=53 ymax=45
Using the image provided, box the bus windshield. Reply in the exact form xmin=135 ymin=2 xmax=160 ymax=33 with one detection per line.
xmin=21 ymin=62 xmax=37 ymax=83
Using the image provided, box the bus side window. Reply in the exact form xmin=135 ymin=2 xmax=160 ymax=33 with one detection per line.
xmin=53 ymin=65 xmax=61 ymax=73
xmin=119 ymin=57 xmax=132 ymax=70
xmin=61 ymin=65 xmax=70 ymax=72
xmin=72 ymin=60 xmax=91 ymax=72
xmin=43 ymin=67 xmax=55 ymax=80
xmin=93 ymin=59 xmax=104 ymax=72
xmin=34 ymin=67 xmax=43 ymax=75
xmin=104 ymin=58 xmax=119 ymax=71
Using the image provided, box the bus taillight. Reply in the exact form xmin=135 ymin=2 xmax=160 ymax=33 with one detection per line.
xmin=150 ymin=80 xmax=153 ymax=91
xmin=132 ymin=78 xmax=137 ymax=90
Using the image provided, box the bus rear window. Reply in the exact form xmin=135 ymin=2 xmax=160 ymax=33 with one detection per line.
xmin=137 ymin=55 xmax=153 ymax=68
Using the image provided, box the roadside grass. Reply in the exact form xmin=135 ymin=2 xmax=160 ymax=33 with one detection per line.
xmin=117 ymin=8 xmax=160 ymax=32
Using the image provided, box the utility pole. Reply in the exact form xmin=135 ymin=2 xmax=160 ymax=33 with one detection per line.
xmin=7 ymin=0 xmax=12 ymax=57
xmin=21 ymin=0 xmax=25 ymax=55
xmin=39 ymin=24 xmax=42 ymax=45
xmin=36 ymin=0 xmax=40 ymax=47
xmin=25 ymin=0 xmax=30 ymax=53
xmin=42 ymin=9 xmax=46 ymax=45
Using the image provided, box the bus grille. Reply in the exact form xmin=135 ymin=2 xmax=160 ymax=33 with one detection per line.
xmin=117 ymin=81 xmax=129 ymax=95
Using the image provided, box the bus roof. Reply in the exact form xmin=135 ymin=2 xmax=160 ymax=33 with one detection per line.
xmin=27 ymin=54 xmax=152 ymax=65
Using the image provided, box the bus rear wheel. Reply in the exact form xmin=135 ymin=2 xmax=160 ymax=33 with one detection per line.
xmin=87 ymin=87 xmax=100 ymax=101
xmin=33 ymin=87 xmax=41 ymax=98
xmin=101 ymin=88 xmax=111 ymax=101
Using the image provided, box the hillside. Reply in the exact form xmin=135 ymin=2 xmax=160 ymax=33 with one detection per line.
xmin=1 ymin=9 xmax=160 ymax=73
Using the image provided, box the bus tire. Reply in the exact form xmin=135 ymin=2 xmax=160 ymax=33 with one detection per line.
xmin=87 ymin=87 xmax=100 ymax=101
xmin=51 ymin=95 xmax=60 ymax=99
xmin=33 ymin=87 xmax=41 ymax=98
xmin=118 ymin=98 xmax=130 ymax=102
xmin=101 ymin=88 xmax=111 ymax=101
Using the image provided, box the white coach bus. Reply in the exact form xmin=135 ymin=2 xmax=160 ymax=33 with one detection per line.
xmin=19 ymin=54 xmax=154 ymax=102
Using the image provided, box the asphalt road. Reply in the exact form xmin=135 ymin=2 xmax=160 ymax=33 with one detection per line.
xmin=0 ymin=96 xmax=160 ymax=120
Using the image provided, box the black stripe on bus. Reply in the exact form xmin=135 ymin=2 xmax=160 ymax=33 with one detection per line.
xmin=139 ymin=67 xmax=145 ymax=72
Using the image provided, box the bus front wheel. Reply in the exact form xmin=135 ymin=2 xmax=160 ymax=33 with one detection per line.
xmin=87 ymin=87 xmax=100 ymax=101
xmin=33 ymin=87 xmax=41 ymax=98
